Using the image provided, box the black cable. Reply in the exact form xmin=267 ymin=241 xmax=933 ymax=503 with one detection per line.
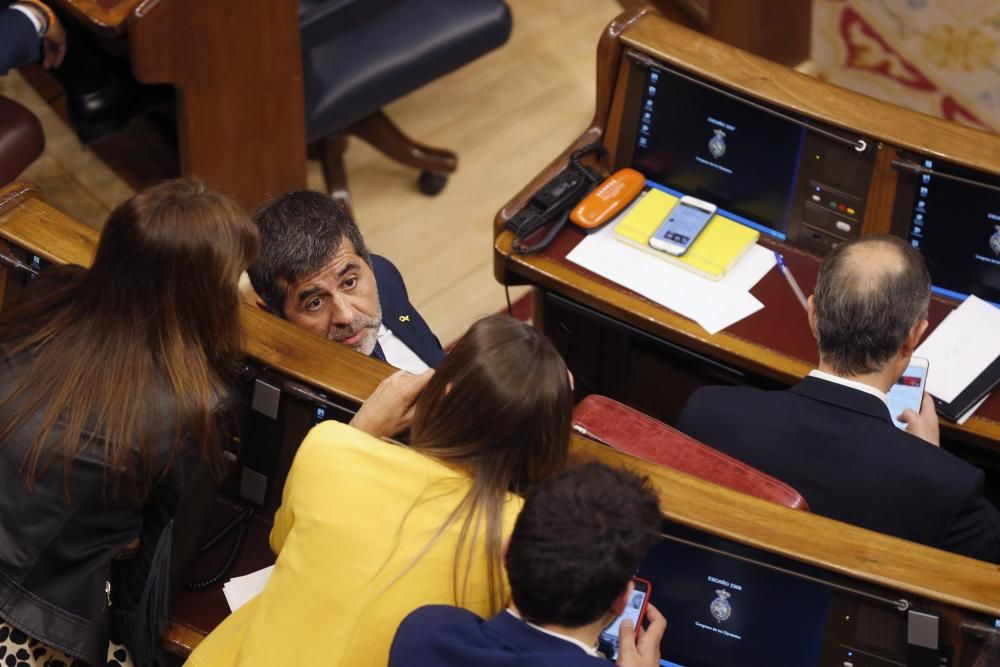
xmin=183 ymin=506 xmax=254 ymax=591
xmin=505 ymin=285 xmax=513 ymax=316
xmin=511 ymin=143 xmax=607 ymax=255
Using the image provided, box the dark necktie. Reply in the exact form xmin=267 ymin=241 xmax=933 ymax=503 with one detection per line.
xmin=371 ymin=341 xmax=387 ymax=363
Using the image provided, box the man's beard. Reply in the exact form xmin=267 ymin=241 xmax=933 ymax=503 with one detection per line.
xmin=327 ymin=312 xmax=381 ymax=355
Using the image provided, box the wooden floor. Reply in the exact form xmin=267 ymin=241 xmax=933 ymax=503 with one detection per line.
xmin=1 ymin=0 xmax=623 ymax=345
xmin=10 ymin=0 xmax=994 ymax=344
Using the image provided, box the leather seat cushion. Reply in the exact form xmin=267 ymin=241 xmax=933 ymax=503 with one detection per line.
xmin=572 ymin=395 xmax=810 ymax=511
xmin=0 ymin=96 xmax=44 ymax=187
xmin=302 ymin=0 xmax=511 ymax=141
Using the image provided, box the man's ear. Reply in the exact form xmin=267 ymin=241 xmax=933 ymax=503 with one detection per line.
xmin=806 ymin=295 xmax=819 ymax=341
xmin=610 ymin=580 xmax=635 ymax=618
xmin=901 ymin=318 xmax=929 ymax=358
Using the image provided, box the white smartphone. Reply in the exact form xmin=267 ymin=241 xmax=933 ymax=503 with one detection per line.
xmin=887 ymin=356 xmax=929 ymax=429
xmin=648 ymin=195 xmax=717 ymax=256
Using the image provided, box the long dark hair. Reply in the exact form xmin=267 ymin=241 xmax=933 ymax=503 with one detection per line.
xmin=0 ymin=179 xmax=259 ymax=497
xmin=406 ymin=314 xmax=573 ymax=613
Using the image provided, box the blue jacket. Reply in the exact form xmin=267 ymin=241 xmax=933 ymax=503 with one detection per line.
xmin=1 ymin=4 xmax=41 ymax=75
xmin=389 ymin=606 xmax=609 ymax=667
xmin=372 ymin=254 xmax=444 ymax=369
xmin=677 ymin=377 xmax=1000 ymax=563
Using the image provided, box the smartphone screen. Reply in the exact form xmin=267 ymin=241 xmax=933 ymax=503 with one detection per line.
xmin=650 ymin=198 xmax=715 ymax=254
xmin=599 ymin=578 xmax=651 ymax=660
xmin=887 ymin=358 xmax=929 ymax=429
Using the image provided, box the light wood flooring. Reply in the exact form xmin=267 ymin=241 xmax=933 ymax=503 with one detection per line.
xmin=1 ymin=0 xmax=623 ymax=345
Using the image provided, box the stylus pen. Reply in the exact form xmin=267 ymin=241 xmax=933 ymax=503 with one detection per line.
xmin=774 ymin=251 xmax=808 ymax=311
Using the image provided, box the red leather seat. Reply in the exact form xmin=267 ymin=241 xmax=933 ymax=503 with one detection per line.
xmin=0 ymin=96 xmax=44 ymax=187
xmin=573 ymin=395 xmax=810 ymax=511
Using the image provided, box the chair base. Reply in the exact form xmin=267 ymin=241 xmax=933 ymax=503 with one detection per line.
xmin=315 ymin=110 xmax=457 ymax=217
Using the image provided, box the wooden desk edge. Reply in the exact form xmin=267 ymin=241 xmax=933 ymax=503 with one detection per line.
xmin=54 ymin=0 xmax=142 ymax=34
xmin=492 ymin=232 xmax=1000 ymax=444
xmin=578 ymin=437 xmax=1000 ymax=614
xmin=619 ymin=14 xmax=1000 ymax=175
xmin=2 ymin=187 xmax=997 ymax=644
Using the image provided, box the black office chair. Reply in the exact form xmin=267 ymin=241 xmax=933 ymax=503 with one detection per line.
xmin=299 ymin=0 xmax=512 ymax=213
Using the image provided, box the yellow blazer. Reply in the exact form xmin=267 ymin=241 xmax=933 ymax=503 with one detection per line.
xmin=186 ymin=421 xmax=523 ymax=667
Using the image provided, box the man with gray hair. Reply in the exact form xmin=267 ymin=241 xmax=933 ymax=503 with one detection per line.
xmin=248 ymin=191 xmax=443 ymax=373
xmin=677 ymin=235 xmax=1000 ymax=562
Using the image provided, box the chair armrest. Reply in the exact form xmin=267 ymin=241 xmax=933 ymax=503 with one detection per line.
xmin=299 ymin=0 xmax=396 ymax=45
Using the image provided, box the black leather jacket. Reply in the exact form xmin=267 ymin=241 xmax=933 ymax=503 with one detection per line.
xmin=0 ymin=342 xmax=203 ymax=665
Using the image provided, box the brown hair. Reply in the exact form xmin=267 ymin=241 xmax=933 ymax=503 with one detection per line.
xmin=406 ymin=314 xmax=573 ymax=614
xmin=0 ymin=179 xmax=259 ymax=498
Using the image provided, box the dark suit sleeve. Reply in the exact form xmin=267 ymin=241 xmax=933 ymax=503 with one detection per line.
xmin=939 ymin=470 xmax=1000 ymax=564
xmin=1 ymin=6 xmax=42 ymax=75
xmin=676 ymin=387 xmax=713 ymax=440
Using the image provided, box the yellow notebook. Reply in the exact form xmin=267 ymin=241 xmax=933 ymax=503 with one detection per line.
xmin=613 ymin=189 xmax=759 ymax=280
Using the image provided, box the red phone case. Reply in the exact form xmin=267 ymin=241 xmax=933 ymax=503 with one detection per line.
xmin=630 ymin=576 xmax=653 ymax=637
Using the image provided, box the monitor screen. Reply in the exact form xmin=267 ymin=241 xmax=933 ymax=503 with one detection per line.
xmin=630 ymin=67 xmax=807 ymax=240
xmin=639 ymin=537 xmax=830 ymax=667
xmin=902 ymin=157 xmax=1000 ymax=305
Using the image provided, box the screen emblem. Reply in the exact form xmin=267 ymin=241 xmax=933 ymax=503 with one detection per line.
xmin=710 ymin=589 xmax=732 ymax=623
xmin=990 ymin=225 xmax=1000 ymax=256
xmin=708 ymin=129 xmax=727 ymax=159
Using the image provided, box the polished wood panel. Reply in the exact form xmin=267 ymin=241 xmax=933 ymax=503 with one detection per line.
xmin=620 ymin=15 xmax=1000 ymax=174
xmin=50 ymin=0 xmax=307 ymax=211
xmin=861 ymin=144 xmax=900 ymax=237
xmin=56 ymin=0 xmax=139 ymax=34
xmin=1 ymin=184 xmax=999 ymax=654
xmin=494 ymin=10 xmax=1000 ymax=447
xmin=653 ymin=0 xmax=812 ymax=68
xmin=574 ymin=436 xmax=1000 ymax=616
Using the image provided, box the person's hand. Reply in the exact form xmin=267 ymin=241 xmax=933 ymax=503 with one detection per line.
xmin=616 ymin=603 xmax=666 ymax=667
xmin=899 ymin=392 xmax=940 ymax=447
xmin=41 ymin=9 xmax=66 ymax=69
xmin=349 ymin=369 xmax=433 ymax=439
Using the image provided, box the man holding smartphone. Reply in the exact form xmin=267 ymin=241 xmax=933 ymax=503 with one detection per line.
xmin=677 ymin=235 xmax=1000 ymax=563
xmin=389 ymin=463 xmax=667 ymax=667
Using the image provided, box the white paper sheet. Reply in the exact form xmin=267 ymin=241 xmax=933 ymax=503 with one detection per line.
xmin=565 ymin=222 xmax=774 ymax=334
xmin=222 ymin=565 xmax=274 ymax=612
xmin=914 ymin=295 xmax=1000 ymax=403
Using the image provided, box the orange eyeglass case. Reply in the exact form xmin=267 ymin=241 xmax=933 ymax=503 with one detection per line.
xmin=570 ymin=168 xmax=646 ymax=229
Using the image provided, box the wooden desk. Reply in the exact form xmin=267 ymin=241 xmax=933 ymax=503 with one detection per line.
xmin=50 ymin=0 xmax=307 ymax=210
xmin=3 ymin=183 xmax=999 ymax=664
xmin=494 ymin=9 xmax=1000 ymax=451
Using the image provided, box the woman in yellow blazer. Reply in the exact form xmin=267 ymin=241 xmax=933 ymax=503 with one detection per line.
xmin=186 ymin=315 xmax=573 ymax=667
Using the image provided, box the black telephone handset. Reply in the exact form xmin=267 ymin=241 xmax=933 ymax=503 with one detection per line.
xmin=507 ymin=143 xmax=606 ymax=254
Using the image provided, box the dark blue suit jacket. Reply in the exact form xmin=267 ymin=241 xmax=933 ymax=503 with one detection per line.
xmin=677 ymin=377 xmax=1000 ymax=563
xmin=372 ymin=254 xmax=444 ymax=369
xmin=390 ymin=606 xmax=609 ymax=667
xmin=1 ymin=3 xmax=41 ymax=75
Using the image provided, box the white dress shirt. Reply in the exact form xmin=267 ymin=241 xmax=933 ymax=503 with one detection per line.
xmin=505 ymin=609 xmax=601 ymax=657
xmin=807 ymin=369 xmax=890 ymax=411
xmin=377 ymin=324 xmax=430 ymax=375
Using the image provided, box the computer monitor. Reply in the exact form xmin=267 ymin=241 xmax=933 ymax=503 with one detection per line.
xmin=614 ymin=54 xmax=876 ymax=254
xmin=892 ymin=152 xmax=1000 ymax=305
xmin=638 ymin=536 xmax=830 ymax=667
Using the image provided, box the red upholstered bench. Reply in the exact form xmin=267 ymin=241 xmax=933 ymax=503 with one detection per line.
xmin=0 ymin=96 xmax=44 ymax=187
xmin=572 ymin=395 xmax=810 ymax=511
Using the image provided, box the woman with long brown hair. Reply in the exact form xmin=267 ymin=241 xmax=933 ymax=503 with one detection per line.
xmin=187 ymin=314 xmax=574 ymax=667
xmin=0 ymin=179 xmax=259 ymax=667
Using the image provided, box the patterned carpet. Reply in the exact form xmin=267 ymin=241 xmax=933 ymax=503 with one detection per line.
xmin=812 ymin=0 xmax=1000 ymax=132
